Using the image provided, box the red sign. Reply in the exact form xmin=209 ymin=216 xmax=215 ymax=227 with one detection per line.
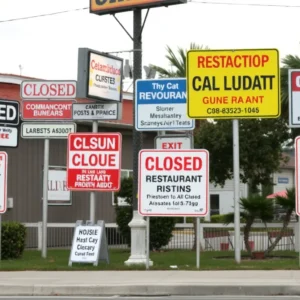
xmin=67 ymin=133 xmax=122 ymax=191
xmin=21 ymin=80 xmax=77 ymax=99
xmin=21 ymin=100 xmax=74 ymax=120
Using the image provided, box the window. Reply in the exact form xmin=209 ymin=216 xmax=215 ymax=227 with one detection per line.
xmin=210 ymin=194 xmax=220 ymax=216
xmin=112 ymin=169 xmax=133 ymax=206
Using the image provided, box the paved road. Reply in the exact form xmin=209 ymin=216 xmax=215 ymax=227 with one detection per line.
xmin=0 ymin=296 xmax=300 ymax=300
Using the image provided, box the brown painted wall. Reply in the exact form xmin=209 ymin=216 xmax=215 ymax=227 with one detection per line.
xmin=2 ymin=124 xmax=155 ymax=224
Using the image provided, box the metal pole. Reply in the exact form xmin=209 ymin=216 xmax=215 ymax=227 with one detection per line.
xmin=196 ymin=217 xmax=200 ymax=269
xmin=132 ymin=9 xmax=143 ymax=212
xmin=42 ymin=138 xmax=50 ymax=258
xmin=298 ymin=220 xmax=300 ymax=267
xmin=233 ymin=119 xmax=241 ymax=263
xmin=0 ymin=214 xmax=2 ymax=261
xmin=146 ymin=216 xmax=150 ymax=270
xmin=90 ymin=121 xmax=98 ymax=224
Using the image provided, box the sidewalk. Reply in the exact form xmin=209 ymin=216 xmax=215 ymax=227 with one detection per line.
xmin=0 ymin=270 xmax=300 ymax=296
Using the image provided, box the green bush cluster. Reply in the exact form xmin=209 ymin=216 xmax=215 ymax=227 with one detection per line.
xmin=114 ymin=177 xmax=175 ymax=251
xmin=1 ymin=222 xmax=26 ymax=259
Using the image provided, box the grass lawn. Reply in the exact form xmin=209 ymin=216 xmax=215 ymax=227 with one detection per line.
xmin=0 ymin=249 xmax=299 ymax=271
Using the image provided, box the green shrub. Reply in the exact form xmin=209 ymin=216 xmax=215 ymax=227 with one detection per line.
xmin=1 ymin=221 xmax=26 ymax=259
xmin=114 ymin=176 xmax=176 ymax=251
xmin=210 ymin=214 xmax=225 ymax=223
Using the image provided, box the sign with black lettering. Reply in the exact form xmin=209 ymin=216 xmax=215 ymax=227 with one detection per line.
xmin=0 ymin=100 xmax=19 ymax=126
xmin=186 ymin=49 xmax=280 ymax=119
xmin=138 ymin=149 xmax=209 ymax=216
xmin=72 ymin=103 xmax=119 ymax=120
xmin=69 ymin=221 xmax=109 ymax=266
xmin=21 ymin=123 xmax=76 ymax=139
xmin=289 ymin=69 xmax=300 ymax=127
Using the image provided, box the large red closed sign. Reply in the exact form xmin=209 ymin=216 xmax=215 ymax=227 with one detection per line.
xmin=67 ymin=133 xmax=122 ymax=191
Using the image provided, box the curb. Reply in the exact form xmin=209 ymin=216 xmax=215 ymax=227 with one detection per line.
xmin=0 ymin=285 xmax=300 ymax=296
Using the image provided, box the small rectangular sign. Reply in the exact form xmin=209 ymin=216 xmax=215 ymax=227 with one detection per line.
xmin=0 ymin=151 xmax=8 ymax=214
xmin=67 ymin=133 xmax=122 ymax=191
xmin=0 ymin=99 xmax=20 ymax=126
xmin=21 ymin=123 xmax=76 ymax=139
xmin=0 ymin=126 xmax=18 ymax=147
xmin=21 ymin=100 xmax=74 ymax=121
xmin=289 ymin=70 xmax=300 ymax=127
xmin=138 ymin=149 xmax=209 ymax=216
xmin=72 ymin=103 xmax=119 ymax=120
xmin=155 ymin=135 xmax=192 ymax=150
xmin=135 ymin=78 xmax=195 ymax=131
xmin=20 ymin=80 xmax=77 ymax=100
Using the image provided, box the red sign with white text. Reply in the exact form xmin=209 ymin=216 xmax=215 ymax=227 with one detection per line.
xmin=21 ymin=100 xmax=74 ymax=120
xmin=21 ymin=80 xmax=76 ymax=99
xmin=67 ymin=133 xmax=122 ymax=191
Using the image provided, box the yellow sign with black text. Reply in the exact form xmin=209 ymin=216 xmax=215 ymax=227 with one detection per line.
xmin=186 ymin=49 xmax=280 ymax=119
xmin=90 ymin=0 xmax=186 ymax=15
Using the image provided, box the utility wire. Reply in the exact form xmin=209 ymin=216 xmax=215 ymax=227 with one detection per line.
xmin=190 ymin=0 xmax=300 ymax=8
xmin=0 ymin=0 xmax=299 ymax=23
xmin=0 ymin=7 xmax=88 ymax=23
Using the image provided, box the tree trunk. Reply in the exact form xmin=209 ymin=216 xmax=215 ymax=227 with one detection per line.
xmin=264 ymin=210 xmax=292 ymax=256
xmin=244 ymin=219 xmax=254 ymax=257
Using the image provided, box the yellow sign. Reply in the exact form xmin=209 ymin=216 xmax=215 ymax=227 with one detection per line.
xmin=90 ymin=0 xmax=186 ymax=15
xmin=186 ymin=49 xmax=280 ymax=119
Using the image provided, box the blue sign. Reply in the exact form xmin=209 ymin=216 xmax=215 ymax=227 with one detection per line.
xmin=135 ymin=78 xmax=195 ymax=131
xmin=278 ymin=177 xmax=289 ymax=184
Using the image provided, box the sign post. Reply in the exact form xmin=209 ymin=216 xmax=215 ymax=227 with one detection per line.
xmin=0 ymin=152 xmax=7 ymax=261
xmin=20 ymin=80 xmax=77 ymax=259
xmin=295 ymin=136 xmax=300 ymax=266
xmin=187 ymin=49 xmax=280 ymax=264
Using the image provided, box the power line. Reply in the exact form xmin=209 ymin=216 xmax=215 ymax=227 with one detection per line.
xmin=0 ymin=7 xmax=88 ymax=23
xmin=190 ymin=0 xmax=300 ymax=8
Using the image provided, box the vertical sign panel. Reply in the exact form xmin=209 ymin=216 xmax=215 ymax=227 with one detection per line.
xmin=295 ymin=136 xmax=300 ymax=216
xmin=0 ymin=152 xmax=7 ymax=214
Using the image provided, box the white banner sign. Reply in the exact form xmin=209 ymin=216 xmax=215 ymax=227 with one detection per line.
xmin=48 ymin=168 xmax=71 ymax=205
xmin=72 ymin=103 xmax=119 ymax=120
xmin=88 ymin=52 xmax=123 ymax=102
xmin=70 ymin=225 xmax=102 ymax=263
xmin=138 ymin=150 xmax=209 ymax=217
xmin=0 ymin=152 xmax=7 ymax=214
xmin=21 ymin=123 xmax=76 ymax=139
xmin=155 ymin=135 xmax=192 ymax=150
xmin=0 ymin=126 xmax=18 ymax=147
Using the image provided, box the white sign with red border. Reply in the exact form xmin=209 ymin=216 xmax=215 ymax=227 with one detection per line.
xmin=0 ymin=152 xmax=8 ymax=214
xmin=20 ymin=80 xmax=77 ymax=100
xmin=155 ymin=135 xmax=192 ymax=150
xmin=67 ymin=133 xmax=122 ymax=191
xmin=295 ymin=136 xmax=300 ymax=215
xmin=0 ymin=126 xmax=18 ymax=147
xmin=138 ymin=149 xmax=209 ymax=216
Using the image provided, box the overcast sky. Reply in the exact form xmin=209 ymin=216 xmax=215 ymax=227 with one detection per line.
xmin=1 ymin=0 xmax=300 ymax=90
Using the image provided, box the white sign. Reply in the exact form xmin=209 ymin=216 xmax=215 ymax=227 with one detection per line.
xmin=135 ymin=78 xmax=195 ymax=131
xmin=0 ymin=152 xmax=7 ymax=214
xmin=0 ymin=127 xmax=18 ymax=147
xmin=21 ymin=123 xmax=76 ymax=139
xmin=88 ymin=52 xmax=123 ymax=102
xmin=72 ymin=103 xmax=119 ymax=120
xmin=295 ymin=136 xmax=300 ymax=216
xmin=138 ymin=150 xmax=209 ymax=216
xmin=70 ymin=225 xmax=102 ymax=263
xmin=48 ymin=168 xmax=71 ymax=205
xmin=289 ymin=70 xmax=300 ymax=127
xmin=155 ymin=135 xmax=192 ymax=150
xmin=21 ymin=80 xmax=77 ymax=99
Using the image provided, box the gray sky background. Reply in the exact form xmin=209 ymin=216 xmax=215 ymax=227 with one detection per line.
xmin=1 ymin=0 xmax=300 ymax=88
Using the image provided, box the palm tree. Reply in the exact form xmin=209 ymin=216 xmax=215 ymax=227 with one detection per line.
xmin=265 ymin=187 xmax=295 ymax=256
xmin=151 ymin=42 xmax=209 ymax=250
xmin=150 ymin=43 xmax=209 ymax=78
xmin=223 ymin=195 xmax=274 ymax=257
